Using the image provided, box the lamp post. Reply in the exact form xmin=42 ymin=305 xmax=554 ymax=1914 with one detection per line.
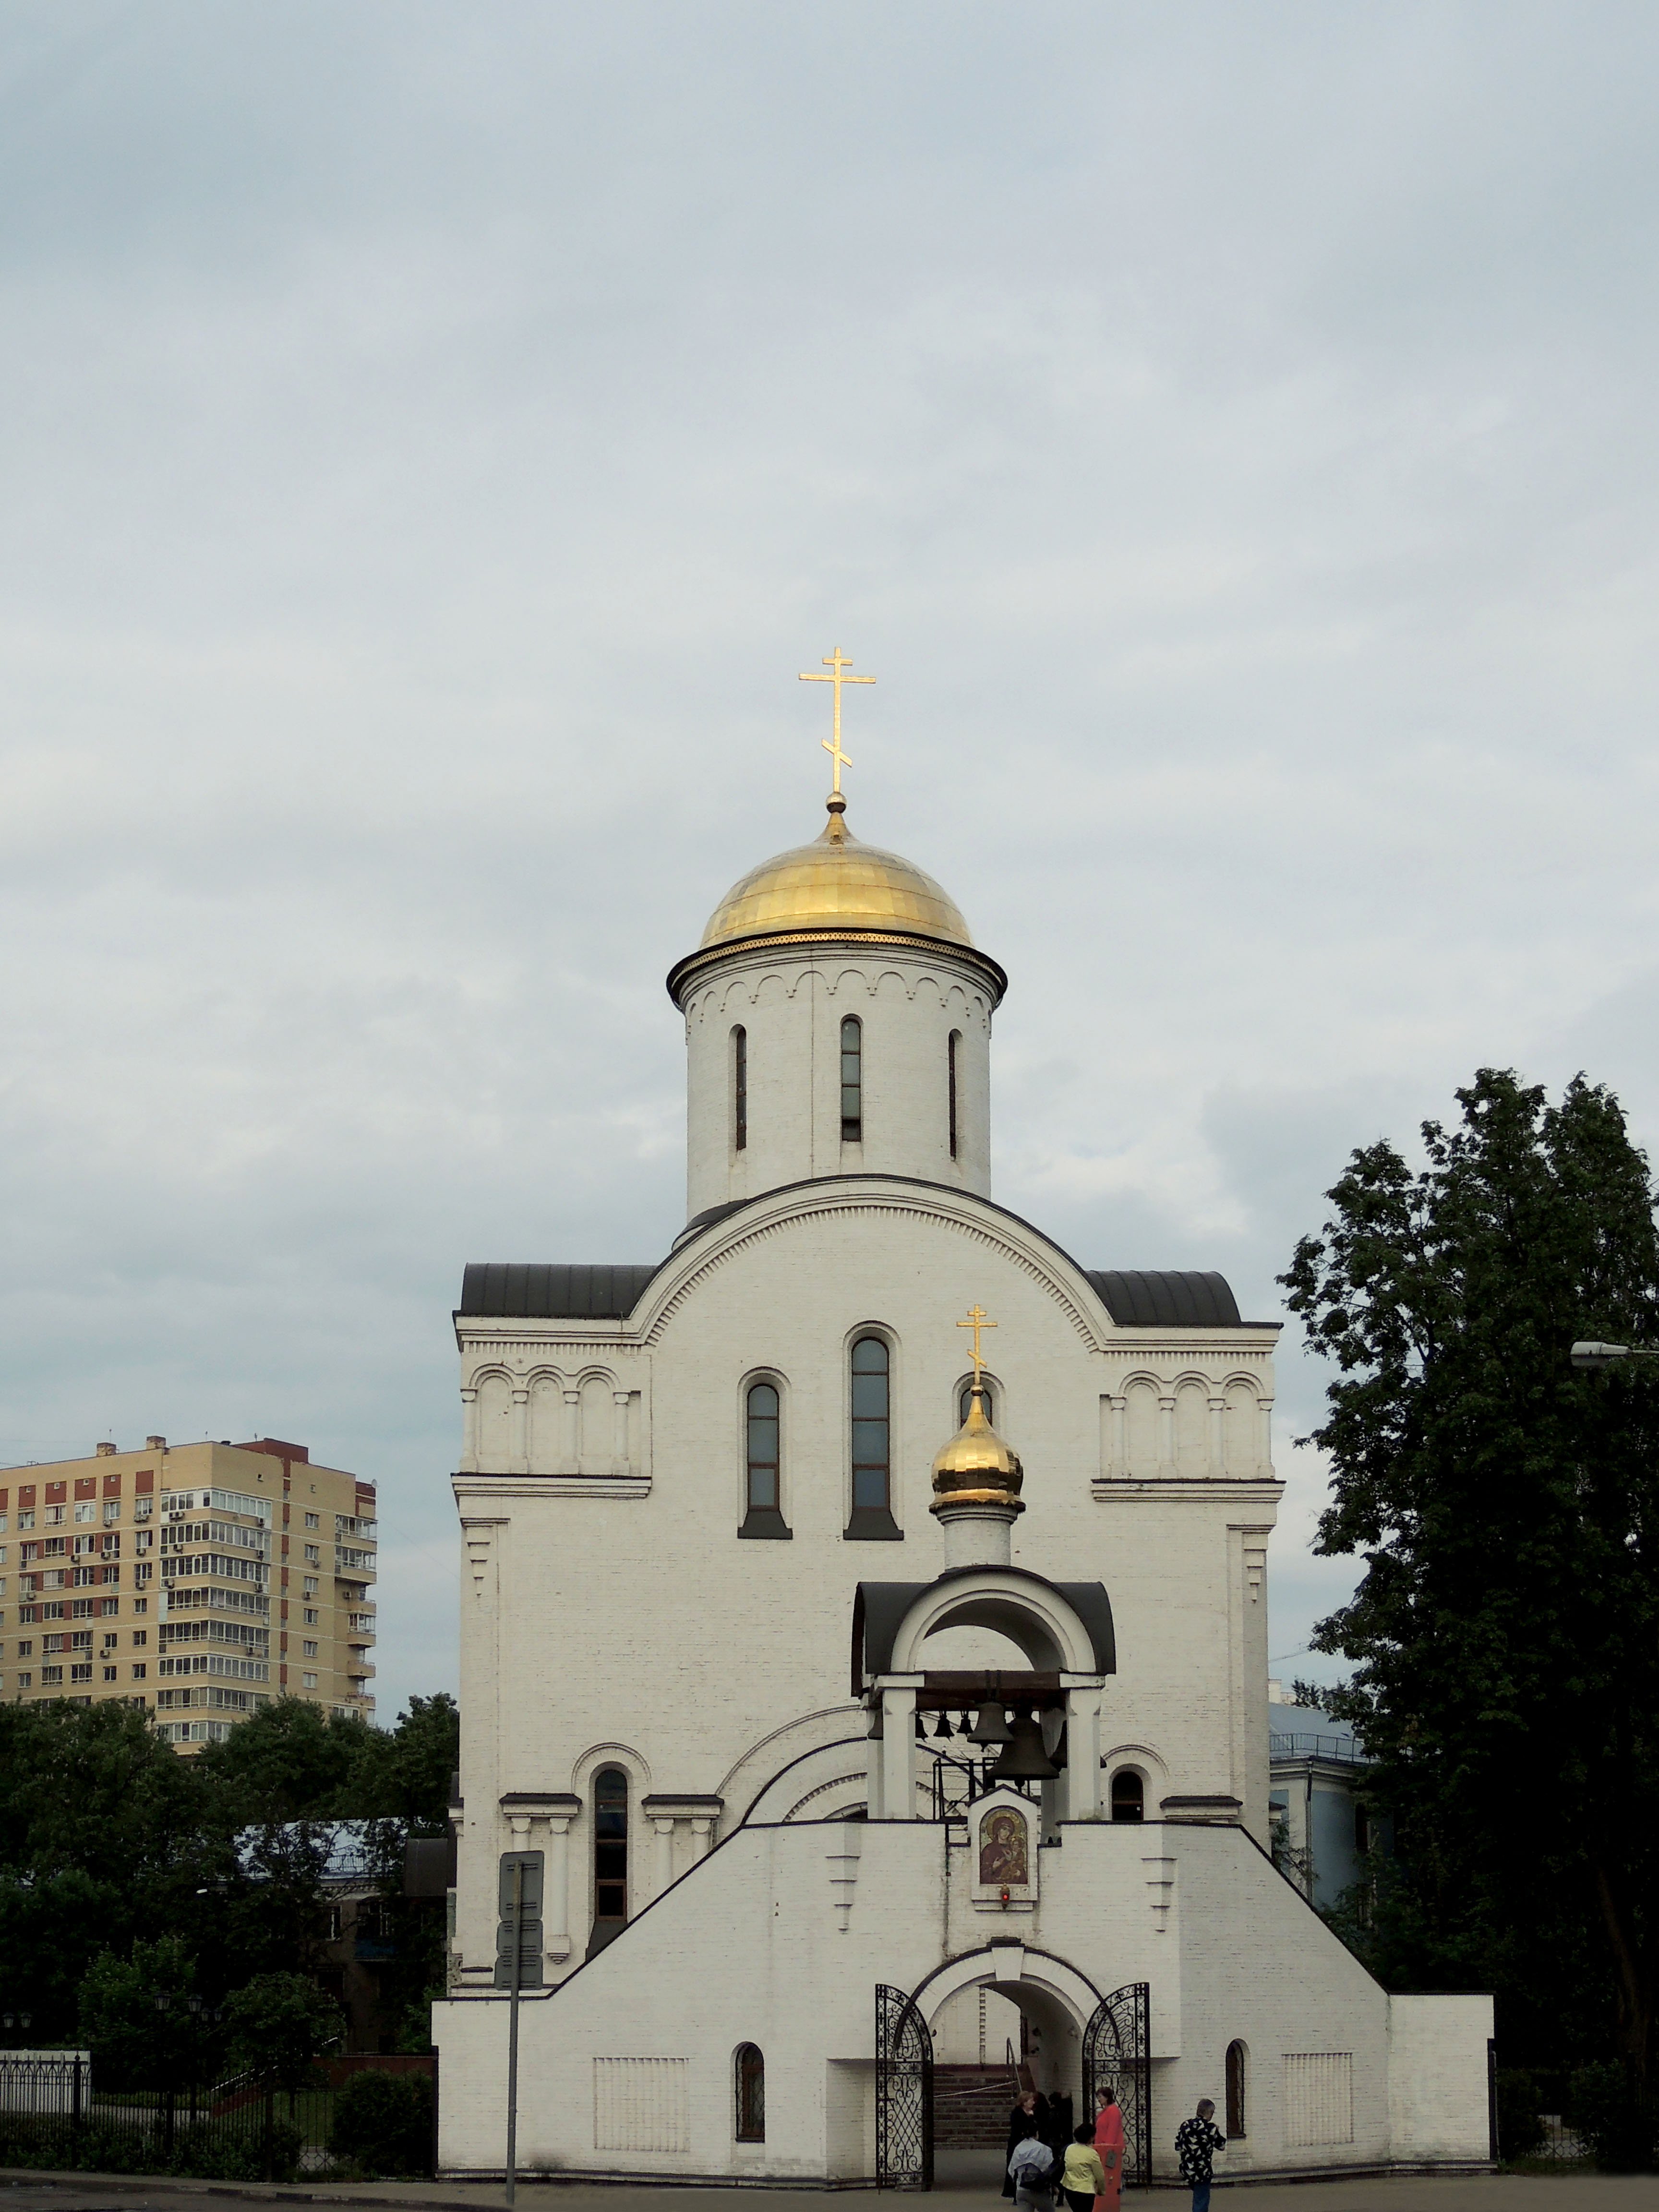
xmin=1570 ymin=1341 xmax=1659 ymax=1369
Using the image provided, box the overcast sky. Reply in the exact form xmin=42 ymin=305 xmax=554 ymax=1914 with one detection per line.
xmin=4 ymin=2 xmax=1659 ymax=1720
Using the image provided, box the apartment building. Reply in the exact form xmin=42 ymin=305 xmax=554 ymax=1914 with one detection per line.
xmin=0 ymin=1436 xmax=376 ymax=1749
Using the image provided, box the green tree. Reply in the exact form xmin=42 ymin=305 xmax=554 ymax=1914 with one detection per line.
xmin=193 ymin=1697 xmax=369 ymax=1826
xmin=78 ymin=1936 xmax=198 ymax=2091
xmin=222 ymin=1971 xmax=343 ymax=2092
xmin=1282 ymin=1070 xmax=1659 ymax=2165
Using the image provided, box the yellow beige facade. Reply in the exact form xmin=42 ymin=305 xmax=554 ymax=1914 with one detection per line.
xmin=0 ymin=1437 xmax=376 ymax=1748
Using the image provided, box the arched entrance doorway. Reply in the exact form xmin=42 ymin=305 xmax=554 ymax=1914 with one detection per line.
xmin=874 ymin=1948 xmax=1149 ymax=2193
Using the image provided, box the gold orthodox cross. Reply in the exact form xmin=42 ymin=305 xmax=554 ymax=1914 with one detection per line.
xmin=799 ymin=647 xmax=874 ymax=795
xmin=958 ymin=1304 xmax=997 ymax=1389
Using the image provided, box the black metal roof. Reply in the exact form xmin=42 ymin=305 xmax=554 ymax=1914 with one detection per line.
xmin=1083 ymin=1269 xmax=1241 ymax=1328
xmin=457 ymin=1262 xmax=662 ymax=1321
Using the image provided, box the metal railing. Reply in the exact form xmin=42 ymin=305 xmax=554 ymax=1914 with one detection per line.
xmin=1269 ymin=1730 xmax=1365 ymax=1764
xmin=0 ymin=2053 xmax=426 ymax=2181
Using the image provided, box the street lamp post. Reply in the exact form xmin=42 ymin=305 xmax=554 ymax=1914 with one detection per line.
xmin=1570 ymin=1342 xmax=1659 ymax=1369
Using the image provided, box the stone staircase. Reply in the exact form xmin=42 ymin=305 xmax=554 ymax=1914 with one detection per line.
xmin=934 ymin=2062 xmax=1020 ymax=2147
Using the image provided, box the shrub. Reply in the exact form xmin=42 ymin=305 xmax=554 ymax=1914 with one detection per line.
xmin=1567 ymin=2062 xmax=1657 ymax=2172
xmin=1494 ymin=2069 xmax=1546 ymax=2161
xmin=327 ymin=2069 xmax=433 ymax=2177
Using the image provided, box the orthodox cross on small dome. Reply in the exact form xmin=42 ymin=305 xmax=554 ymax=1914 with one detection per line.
xmin=799 ymin=646 xmax=874 ymax=796
xmin=957 ymin=1304 xmax=997 ymax=1391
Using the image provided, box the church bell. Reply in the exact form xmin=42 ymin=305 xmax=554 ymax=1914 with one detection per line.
xmin=994 ymin=1711 xmax=1060 ymax=1781
xmin=931 ymin=1708 xmax=953 ymax=1739
xmin=968 ymin=1700 xmax=1013 ymax=1745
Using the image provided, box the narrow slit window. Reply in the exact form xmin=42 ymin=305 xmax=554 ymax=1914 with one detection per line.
xmin=746 ymin=1384 xmax=779 ymax=1512
xmin=733 ymin=1026 xmax=747 ymax=1152
xmin=594 ymin=1766 xmax=628 ymax=1923
xmin=1226 ymin=2041 xmax=1247 ymax=2138
xmin=1111 ymin=1769 xmax=1144 ymax=1823
xmin=840 ymin=1017 xmax=862 ymax=1143
xmin=850 ymin=1336 xmax=890 ymax=1511
xmin=958 ymin=1380 xmax=995 ymax=1427
xmin=735 ymin=2044 xmax=765 ymax=2141
xmin=948 ymin=1030 xmax=961 ymax=1159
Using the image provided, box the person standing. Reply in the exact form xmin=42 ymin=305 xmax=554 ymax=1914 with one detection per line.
xmin=1092 ymin=2099 xmax=1125 ymax=2212
xmin=1002 ymin=2089 xmax=1048 ymax=2200
xmin=1174 ymin=2099 xmax=1226 ymax=2212
xmin=1058 ymin=2124 xmax=1106 ymax=2212
xmin=1007 ymin=2131 xmax=1057 ymax=2212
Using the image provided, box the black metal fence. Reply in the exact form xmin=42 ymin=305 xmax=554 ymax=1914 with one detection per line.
xmin=0 ymin=2054 xmax=414 ymax=2181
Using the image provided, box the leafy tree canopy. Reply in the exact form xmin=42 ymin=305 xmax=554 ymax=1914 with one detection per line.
xmin=1282 ymin=1070 xmax=1659 ymax=2153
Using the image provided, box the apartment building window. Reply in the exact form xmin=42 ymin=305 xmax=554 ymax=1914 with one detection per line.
xmin=75 ymin=1503 xmax=95 ymax=1525
xmin=303 ymin=1608 xmax=319 ymax=1626
xmin=131 ymin=1664 xmax=146 ymax=1681
xmin=103 ymin=1500 xmax=120 ymax=1525
xmin=102 ymin=1666 xmax=118 ymax=1683
xmin=45 ymin=1507 xmax=64 ymax=1526
xmin=17 ymin=1672 xmax=30 ymax=1687
xmin=303 ymin=1576 xmax=319 ymax=1598
xmin=41 ymin=1666 xmax=62 ymax=1685
xmin=134 ymin=1497 xmax=152 ymax=1522
xmin=18 ymin=1510 xmax=34 ymax=1529
xmin=302 ymin=1671 xmax=319 ymax=1690
xmin=302 ymin=1640 xmax=319 ymax=1659
xmin=304 ymin=1545 xmax=320 ymax=1565
xmin=304 ymin=1512 xmax=320 ymax=1529
xmin=131 ymin=1631 xmax=147 ymax=1647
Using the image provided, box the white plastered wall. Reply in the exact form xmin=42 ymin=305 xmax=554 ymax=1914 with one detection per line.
xmin=680 ymin=944 xmax=996 ymax=1220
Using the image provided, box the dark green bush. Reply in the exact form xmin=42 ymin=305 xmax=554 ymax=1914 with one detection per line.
xmin=326 ymin=2068 xmax=433 ymax=2177
xmin=1567 ymin=2062 xmax=1657 ymax=2172
xmin=1493 ymin=2069 xmax=1546 ymax=2160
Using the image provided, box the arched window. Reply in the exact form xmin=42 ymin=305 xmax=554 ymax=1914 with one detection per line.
xmin=1110 ymin=1768 xmax=1144 ymax=1823
xmin=590 ymin=1766 xmax=628 ymax=1952
xmin=739 ymin=1382 xmax=790 ymax=1539
xmin=840 ymin=1016 xmax=862 ymax=1143
xmin=846 ymin=1335 xmax=898 ymax=1540
xmin=948 ymin=1030 xmax=961 ymax=1159
xmin=1226 ymin=2041 xmax=1247 ymax=2138
xmin=734 ymin=2044 xmax=765 ymax=2141
xmin=732 ymin=1026 xmax=747 ymax=1152
xmin=958 ymin=1380 xmax=995 ymax=1426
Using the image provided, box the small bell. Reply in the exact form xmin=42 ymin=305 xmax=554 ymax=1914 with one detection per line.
xmin=914 ymin=1711 xmax=928 ymax=1743
xmin=932 ymin=1709 xmax=953 ymax=1740
xmin=969 ymin=1701 xmax=1013 ymax=1746
xmin=994 ymin=1711 xmax=1060 ymax=1781
xmin=866 ymin=1701 xmax=883 ymax=1741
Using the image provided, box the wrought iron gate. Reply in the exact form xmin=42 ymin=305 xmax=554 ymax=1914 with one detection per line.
xmin=1082 ymin=1981 xmax=1151 ymax=2191
xmin=875 ymin=1983 xmax=934 ymax=2190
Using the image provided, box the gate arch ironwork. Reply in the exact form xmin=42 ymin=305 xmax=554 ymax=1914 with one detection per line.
xmin=875 ymin=1983 xmax=934 ymax=2190
xmin=1082 ymin=1981 xmax=1151 ymax=2191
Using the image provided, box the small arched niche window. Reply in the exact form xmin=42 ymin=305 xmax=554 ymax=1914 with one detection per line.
xmin=958 ymin=1379 xmax=996 ymax=1427
xmin=1110 ymin=1768 xmax=1144 ymax=1823
xmin=732 ymin=1026 xmax=748 ymax=1152
xmin=588 ymin=1766 xmax=628 ymax=1956
xmin=948 ymin=1030 xmax=961 ymax=1160
xmin=846 ymin=1335 xmax=900 ymax=1541
xmin=840 ymin=1016 xmax=863 ymax=1144
xmin=734 ymin=2044 xmax=765 ymax=2142
xmin=739 ymin=1382 xmax=791 ymax=1540
xmin=1226 ymin=2041 xmax=1247 ymax=2138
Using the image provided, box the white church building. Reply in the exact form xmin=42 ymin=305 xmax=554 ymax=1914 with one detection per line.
xmin=433 ymin=700 xmax=1492 ymax=2188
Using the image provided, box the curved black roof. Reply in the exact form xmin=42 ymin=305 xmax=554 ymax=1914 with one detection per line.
xmin=1084 ymin=1269 xmax=1241 ymax=1328
xmin=458 ymin=1184 xmax=1253 ymax=1329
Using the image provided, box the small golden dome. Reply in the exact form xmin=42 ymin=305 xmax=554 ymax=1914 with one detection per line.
xmin=700 ymin=797 xmax=974 ymax=952
xmin=930 ymin=1387 xmax=1025 ymax=1513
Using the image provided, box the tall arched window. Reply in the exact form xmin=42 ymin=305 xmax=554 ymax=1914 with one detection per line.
xmin=589 ymin=1766 xmax=628 ymax=1954
xmin=958 ymin=1380 xmax=996 ymax=1426
xmin=1110 ymin=1768 xmax=1144 ymax=1823
xmin=732 ymin=1026 xmax=747 ymax=1152
xmin=840 ymin=1017 xmax=862 ymax=1143
xmin=846 ymin=1335 xmax=898 ymax=1540
xmin=739 ymin=1382 xmax=790 ymax=1539
xmin=734 ymin=2044 xmax=765 ymax=2141
xmin=948 ymin=1030 xmax=961 ymax=1159
xmin=1226 ymin=2041 xmax=1247 ymax=2138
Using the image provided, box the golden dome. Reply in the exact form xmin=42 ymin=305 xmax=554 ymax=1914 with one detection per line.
xmin=930 ymin=1387 xmax=1025 ymax=1514
xmin=699 ymin=797 xmax=973 ymax=952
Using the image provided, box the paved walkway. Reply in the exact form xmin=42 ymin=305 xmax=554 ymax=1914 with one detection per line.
xmin=4 ymin=2166 xmax=1659 ymax=2210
